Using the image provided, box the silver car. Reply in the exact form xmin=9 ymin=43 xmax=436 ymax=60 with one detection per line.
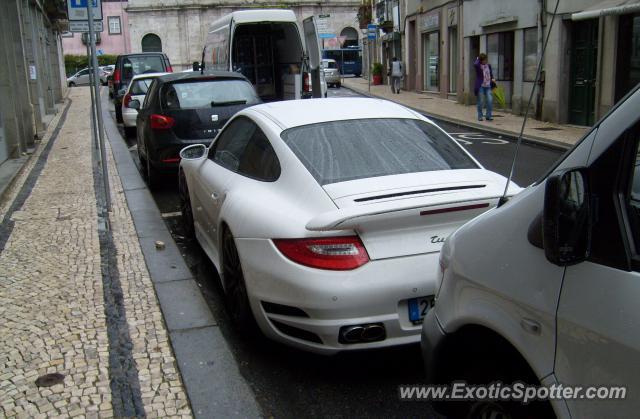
xmin=322 ymin=59 xmax=340 ymax=88
xmin=67 ymin=67 xmax=107 ymax=87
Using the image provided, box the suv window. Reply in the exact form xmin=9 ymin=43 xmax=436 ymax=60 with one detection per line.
xmin=211 ymin=117 xmax=280 ymax=181
xmin=121 ymin=55 xmax=165 ymax=80
xmin=162 ymin=79 xmax=260 ymax=110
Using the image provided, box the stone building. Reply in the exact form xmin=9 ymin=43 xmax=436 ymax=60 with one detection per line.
xmin=0 ymin=0 xmax=67 ymax=172
xmin=125 ymin=0 xmax=361 ymax=70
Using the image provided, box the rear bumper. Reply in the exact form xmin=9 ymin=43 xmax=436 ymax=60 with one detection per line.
xmin=148 ymin=136 xmax=213 ymax=170
xmin=325 ymin=74 xmax=340 ymax=84
xmin=122 ymin=108 xmax=137 ymax=128
xmin=235 ymin=238 xmax=439 ymax=354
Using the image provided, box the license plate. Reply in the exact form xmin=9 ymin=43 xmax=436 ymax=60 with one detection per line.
xmin=408 ymin=296 xmax=434 ymax=324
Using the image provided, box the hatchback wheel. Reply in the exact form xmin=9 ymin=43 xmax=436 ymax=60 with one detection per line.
xmin=222 ymin=228 xmax=257 ymax=332
xmin=68 ymin=82 xmax=76 ymax=87
xmin=145 ymin=154 xmax=160 ymax=190
xmin=115 ymin=103 xmax=123 ymax=123
xmin=179 ymin=171 xmax=195 ymax=239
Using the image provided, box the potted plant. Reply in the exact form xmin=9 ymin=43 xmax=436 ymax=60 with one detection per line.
xmin=371 ymin=62 xmax=383 ymax=85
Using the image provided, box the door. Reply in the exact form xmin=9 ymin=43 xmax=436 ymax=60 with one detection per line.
xmin=555 ymin=121 xmax=640 ymax=417
xmin=449 ymin=27 xmax=458 ymax=93
xmin=569 ymin=19 xmax=598 ymax=126
xmin=469 ymin=36 xmax=480 ymax=103
xmin=303 ymin=16 xmax=322 ymax=98
xmin=192 ymin=117 xmax=256 ymax=261
xmin=423 ymin=31 xmax=439 ymax=91
xmin=77 ymin=69 xmax=90 ymax=85
xmin=408 ymin=20 xmax=417 ymax=91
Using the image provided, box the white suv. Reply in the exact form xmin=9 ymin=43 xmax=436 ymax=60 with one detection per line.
xmin=422 ymin=83 xmax=640 ymax=418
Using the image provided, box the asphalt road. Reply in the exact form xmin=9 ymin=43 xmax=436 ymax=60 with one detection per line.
xmin=111 ymin=86 xmax=564 ymax=418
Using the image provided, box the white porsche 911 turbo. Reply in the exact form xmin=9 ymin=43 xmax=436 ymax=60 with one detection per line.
xmin=178 ymin=98 xmax=520 ymax=354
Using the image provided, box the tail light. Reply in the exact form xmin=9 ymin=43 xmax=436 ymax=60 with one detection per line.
xmin=113 ymin=68 xmax=121 ymax=84
xmin=273 ymin=236 xmax=369 ymax=270
xmin=123 ymin=93 xmax=132 ymax=108
xmin=303 ymin=72 xmax=311 ymax=92
xmin=150 ymin=114 xmax=175 ymax=130
xmin=167 ymin=65 xmax=173 ymax=73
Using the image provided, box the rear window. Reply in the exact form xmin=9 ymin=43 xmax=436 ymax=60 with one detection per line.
xmin=121 ymin=56 xmax=165 ymax=79
xmin=280 ymin=118 xmax=478 ymax=185
xmin=324 ymin=61 xmax=337 ymax=69
xmin=162 ymin=79 xmax=260 ymax=110
xmin=130 ymin=78 xmax=154 ymax=95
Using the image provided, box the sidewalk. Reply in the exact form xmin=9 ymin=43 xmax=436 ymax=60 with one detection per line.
xmin=0 ymin=89 xmax=193 ymax=418
xmin=342 ymin=77 xmax=588 ymax=148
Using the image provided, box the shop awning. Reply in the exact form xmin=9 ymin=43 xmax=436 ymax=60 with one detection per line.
xmin=572 ymin=0 xmax=640 ymax=21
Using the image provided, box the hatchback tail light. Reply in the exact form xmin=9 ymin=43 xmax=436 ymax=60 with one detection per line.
xmin=273 ymin=236 xmax=369 ymax=270
xmin=150 ymin=114 xmax=175 ymax=130
xmin=123 ymin=93 xmax=132 ymax=108
xmin=303 ymin=72 xmax=311 ymax=92
xmin=167 ymin=65 xmax=173 ymax=73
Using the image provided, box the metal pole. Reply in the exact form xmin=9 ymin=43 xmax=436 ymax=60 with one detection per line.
xmin=87 ymin=1 xmax=112 ymax=211
xmin=86 ymin=40 xmax=99 ymax=150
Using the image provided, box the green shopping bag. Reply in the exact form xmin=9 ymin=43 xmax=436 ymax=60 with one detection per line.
xmin=492 ymin=84 xmax=506 ymax=109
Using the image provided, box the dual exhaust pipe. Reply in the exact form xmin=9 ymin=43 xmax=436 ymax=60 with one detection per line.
xmin=339 ymin=323 xmax=386 ymax=344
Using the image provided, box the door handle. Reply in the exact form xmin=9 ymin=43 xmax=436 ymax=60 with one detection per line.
xmin=521 ymin=318 xmax=542 ymax=335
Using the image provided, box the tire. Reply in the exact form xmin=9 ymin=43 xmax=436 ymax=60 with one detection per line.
xmin=124 ymin=126 xmax=137 ymax=138
xmin=179 ymin=171 xmax=195 ymax=240
xmin=68 ymin=82 xmax=76 ymax=87
xmin=355 ymin=73 xmax=361 ymax=78
xmin=115 ymin=103 xmax=123 ymax=123
xmin=221 ymin=228 xmax=258 ymax=332
xmin=145 ymin=153 xmax=160 ymax=190
xmin=336 ymin=82 xmax=341 ymax=88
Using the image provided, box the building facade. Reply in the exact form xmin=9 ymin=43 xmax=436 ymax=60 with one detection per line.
xmin=0 ymin=0 xmax=67 ymax=168
xmin=62 ymin=0 xmax=132 ymax=56
xmin=125 ymin=0 xmax=361 ymax=70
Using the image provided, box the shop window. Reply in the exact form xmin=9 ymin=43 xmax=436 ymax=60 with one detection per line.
xmin=487 ymin=31 xmax=514 ymax=81
xmin=616 ymin=14 xmax=640 ymax=102
xmin=523 ymin=28 xmax=538 ymax=82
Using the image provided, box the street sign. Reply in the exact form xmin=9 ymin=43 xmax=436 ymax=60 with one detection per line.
xmin=69 ymin=20 xmax=103 ymax=33
xmin=97 ymin=49 xmax=104 ymax=56
xmin=316 ymin=14 xmax=330 ymax=35
xmin=67 ymin=0 xmax=102 ymax=21
xmin=367 ymin=24 xmax=377 ymax=40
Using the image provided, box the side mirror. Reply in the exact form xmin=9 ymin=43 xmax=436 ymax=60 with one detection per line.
xmin=192 ymin=61 xmax=201 ymax=72
xmin=128 ymin=99 xmax=140 ymax=110
xmin=180 ymin=144 xmax=207 ymax=160
xmin=543 ymin=168 xmax=591 ymax=266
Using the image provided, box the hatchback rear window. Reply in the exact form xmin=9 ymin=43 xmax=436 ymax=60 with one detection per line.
xmin=122 ymin=56 xmax=165 ymax=79
xmin=280 ymin=118 xmax=478 ymax=185
xmin=162 ymin=79 xmax=260 ymax=110
xmin=324 ymin=61 xmax=337 ymax=69
xmin=130 ymin=78 xmax=154 ymax=95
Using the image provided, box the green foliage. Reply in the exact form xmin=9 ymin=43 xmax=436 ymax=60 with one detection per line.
xmin=64 ymin=54 xmax=117 ymax=76
xmin=371 ymin=62 xmax=383 ymax=76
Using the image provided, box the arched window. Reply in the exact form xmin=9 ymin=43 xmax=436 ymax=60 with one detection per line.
xmin=340 ymin=27 xmax=359 ymax=48
xmin=141 ymin=33 xmax=162 ymax=52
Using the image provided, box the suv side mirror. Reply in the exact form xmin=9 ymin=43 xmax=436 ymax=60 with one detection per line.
xmin=543 ymin=168 xmax=591 ymax=266
xmin=192 ymin=61 xmax=201 ymax=72
xmin=180 ymin=144 xmax=207 ymax=160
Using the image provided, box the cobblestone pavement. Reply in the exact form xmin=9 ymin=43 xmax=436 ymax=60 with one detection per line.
xmin=0 ymin=89 xmax=192 ymax=418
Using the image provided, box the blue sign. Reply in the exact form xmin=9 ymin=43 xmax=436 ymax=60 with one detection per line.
xmin=367 ymin=24 xmax=377 ymax=40
xmin=319 ymin=33 xmax=336 ymax=39
xmin=69 ymin=0 xmax=97 ymax=8
xmin=97 ymin=49 xmax=104 ymax=56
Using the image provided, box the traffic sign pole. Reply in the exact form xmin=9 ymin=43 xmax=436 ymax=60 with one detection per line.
xmin=86 ymin=1 xmax=111 ymax=212
xmin=86 ymin=41 xmax=99 ymax=151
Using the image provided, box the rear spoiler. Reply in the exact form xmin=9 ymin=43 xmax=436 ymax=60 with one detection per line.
xmin=306 ymin=196 xmax=503 ymax=231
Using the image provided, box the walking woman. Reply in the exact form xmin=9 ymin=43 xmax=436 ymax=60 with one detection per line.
xmin=474 ymin=53 xmax=495 ymax=121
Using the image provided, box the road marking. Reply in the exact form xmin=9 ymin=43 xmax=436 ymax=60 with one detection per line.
xmin=449 ymin=132 xmax=509 ymax=145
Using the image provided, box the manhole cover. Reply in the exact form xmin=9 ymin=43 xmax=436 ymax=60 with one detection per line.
xmin=35 ymin=373 xmax=65 ymax=387
xmin=534 ymin=127 xmax=562 ymax=131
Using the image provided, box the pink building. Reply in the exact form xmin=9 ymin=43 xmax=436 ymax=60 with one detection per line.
xmin=62 ymin=0 xmax=131 ymax=56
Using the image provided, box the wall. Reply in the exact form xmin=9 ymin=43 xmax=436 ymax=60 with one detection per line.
xmin=126 ymin=0 xmax=360 ymax=70
xmin=62 ymin=0 xmax=131 ymax=56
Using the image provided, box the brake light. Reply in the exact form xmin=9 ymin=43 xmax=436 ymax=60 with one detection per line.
xmin=123 ymin=93 xmax=132 ymax=108
xmin=273 ymin=236 xmax=369 ymax=270
xmin=150 ymin=114 xmax=175 ymax=130
xmin=167 ymin=65 xmax=173 ymax=73
xmin=113 ymin=68 xmax=121 ymax=83
xmin=303 ymin=72 xmax=311 ymax=92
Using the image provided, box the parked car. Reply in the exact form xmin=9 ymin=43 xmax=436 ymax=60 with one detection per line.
xmin=101 ymin=64 xmax=114 ymax=77
xmin=177 ymin=97 xmax=520 ymax=354
xmin=322 ymin=59 xmax=340 ymax=88
xmin=112 ymin=52 xmax=172 ymax=123
xmin=121 ymin=72 xmax=167 ymax=136
xmin=67 ymin=67 xmax=107 ymax=87
xmin=421 ymin=85 xmax=640 ymax=418
xmin=134 ymin=71 xmax=260 ymax=188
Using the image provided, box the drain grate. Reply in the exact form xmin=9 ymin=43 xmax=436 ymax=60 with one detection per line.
xmin=35 ymin=373 xmax=65 ymax=387
xmin=534 ymin=127 xmax=562 ymax=131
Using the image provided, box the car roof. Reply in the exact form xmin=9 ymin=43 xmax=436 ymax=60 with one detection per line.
xmin=130 ymin=72 xmax=168 ymax=81
xmin=118 ymin=52 xmax=167 ymax=58
xmin=156 ymin=70 xmax=248 ymax=83
xmin=248 ymin=98 xmax=421 ymax=130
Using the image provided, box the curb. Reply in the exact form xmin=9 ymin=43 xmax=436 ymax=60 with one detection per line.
xmin=343 ymin=85 xmax=572 ymax=151
xmin=100 ymin=90 xmax=262 ymax=419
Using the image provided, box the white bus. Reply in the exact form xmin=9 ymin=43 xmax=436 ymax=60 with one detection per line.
xmin=200 ymin=9 xmax=325 ymax=101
